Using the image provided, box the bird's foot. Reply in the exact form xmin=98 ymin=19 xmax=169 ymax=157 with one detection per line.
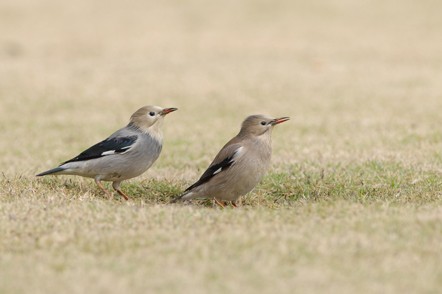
xmin=95 ymin=179 xmax=114 ymax=199
xmin=214 ymin=198 xmax=226 ymax=208
xmin=115 ymin=189 xmax=130 ymax=201
xmin=112 ymin=181 xmax=130 ymax=200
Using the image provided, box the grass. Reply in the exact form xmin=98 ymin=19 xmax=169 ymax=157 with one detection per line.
xmin=1 ymin=0 xmax=442 ymax=293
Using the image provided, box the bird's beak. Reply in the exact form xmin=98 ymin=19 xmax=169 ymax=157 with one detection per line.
xmin=160 ymin=108 xmax=178 ymax=116
xmin=270 ymin=117 xmax=290 ymax=125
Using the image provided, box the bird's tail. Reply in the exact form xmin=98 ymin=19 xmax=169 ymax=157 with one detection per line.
xmin=170 ymin=193 xmax=184 ymax=203
xmin=36 ymin=167 xmax=65 ymax=177
xmin=170 ymin=191 xmax=192 ymax=203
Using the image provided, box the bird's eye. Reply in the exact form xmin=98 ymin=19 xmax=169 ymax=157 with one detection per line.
xmin=149 ymin=112 xmax=155 ymax=116
xmin=260 ymin=121 xmax=267 ymax=126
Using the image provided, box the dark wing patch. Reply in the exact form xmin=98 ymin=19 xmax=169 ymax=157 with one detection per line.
xmin=62 ymin=135 xmax=138 ymax=164
xmin=185 ymin=154 xmax=235 ymax=192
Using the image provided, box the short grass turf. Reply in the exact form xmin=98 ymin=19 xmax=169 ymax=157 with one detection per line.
xmin=1 ymin=0 xmax=442 ymax=293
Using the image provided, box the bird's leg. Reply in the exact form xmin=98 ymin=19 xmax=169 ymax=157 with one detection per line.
xmin=214 ymin=198 xmax=225 ymax=208
xmin=94 ymin=178 xmax=113 ymax=199
xmin=112 ymin=181 xmax=130 ymax=201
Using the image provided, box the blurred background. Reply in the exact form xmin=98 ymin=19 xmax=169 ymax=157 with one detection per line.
xmin=1 ymin=0 xmax=442 ymax=177
xmin=1 ymin=2 xmax=442 ymax=293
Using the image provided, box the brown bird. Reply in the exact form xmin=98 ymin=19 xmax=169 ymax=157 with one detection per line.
xmin=172 ymin=114 xmax=289 ymax=207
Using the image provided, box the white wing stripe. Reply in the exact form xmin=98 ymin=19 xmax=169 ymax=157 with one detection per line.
xmin=232 ymin=146 xmax=245 ymax=162
xmin=213 ymin=168 xmax=222 ymax=175
xmin=100 ymin=145 xmax=134 ymax=156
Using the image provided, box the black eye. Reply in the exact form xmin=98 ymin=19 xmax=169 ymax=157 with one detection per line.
xmin=260 ymin=121 xmax=267 ymax=126
xmin=149 ymin=112 xmax=155 ymax=116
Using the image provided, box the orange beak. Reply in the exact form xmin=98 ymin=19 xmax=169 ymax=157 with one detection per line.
xmin=160 ymin=108 xmax=178 ymax=115
xmin=271 ymin=117 xmax=290 ymax=125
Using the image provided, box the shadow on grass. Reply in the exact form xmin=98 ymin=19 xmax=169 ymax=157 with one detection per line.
xmin=2 ymin=160 xmax=442 ymax=207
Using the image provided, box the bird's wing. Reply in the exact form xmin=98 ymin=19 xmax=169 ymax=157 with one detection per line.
xmin=185 ymin=143 xmax=244 ymax=192
xmin=62 ymin=135 xmax=138 ymax=164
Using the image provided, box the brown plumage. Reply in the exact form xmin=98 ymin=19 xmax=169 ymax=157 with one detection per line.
xmin=172 ymin=114 xmax=289 ymax=207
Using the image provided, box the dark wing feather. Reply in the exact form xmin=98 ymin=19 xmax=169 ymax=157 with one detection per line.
xmin=185 ymin=143 xmax=242 ymax=192
xmin=62 ymin=135 xmax=138 ymax=164
xmin=185 ymin=155 xmax=235 ymax=192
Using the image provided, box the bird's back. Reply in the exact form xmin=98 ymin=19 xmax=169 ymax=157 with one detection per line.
xmin=186 ymin=134 xmax=272 ymax=201
xmin=60 ymin=127 xmax=163 ymax=181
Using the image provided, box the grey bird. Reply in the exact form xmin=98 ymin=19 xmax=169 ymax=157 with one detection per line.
xmin=172 ymin=114 xmax=289 ymax=207
xmin=37 ymin=105 xmax=177 ymax=200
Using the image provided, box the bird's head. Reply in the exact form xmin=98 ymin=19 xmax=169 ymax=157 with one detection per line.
xmin=129 ymin=105 xmax=177 ymax=132
xmin=239 ymin=114 xmax=290 ymax=137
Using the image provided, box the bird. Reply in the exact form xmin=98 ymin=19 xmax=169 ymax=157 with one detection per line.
xmin=37 ymin=105 xmax=177 ymax=200
xmin=172 ymin=114 xmax=289 ymax=207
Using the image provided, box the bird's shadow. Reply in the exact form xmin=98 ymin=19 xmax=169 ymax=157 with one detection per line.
xmin=37 ymin=177 xmax=242 ymax=207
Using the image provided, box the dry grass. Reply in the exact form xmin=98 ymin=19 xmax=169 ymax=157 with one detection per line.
xmin=1 ymin=0 xmax=442 ymax=293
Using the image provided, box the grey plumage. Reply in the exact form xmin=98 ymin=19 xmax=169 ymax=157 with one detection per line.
xmin=172 ymin=114 xmax=289 ymax=206
xmin=37 ymin=105 xmax=177 ymax=200
xmin=37 ymin=167 xmax=65 ymax=176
